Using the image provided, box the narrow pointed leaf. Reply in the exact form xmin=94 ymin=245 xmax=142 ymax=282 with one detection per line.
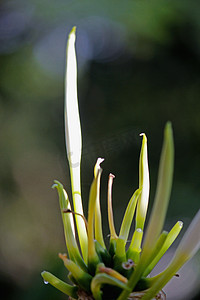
xmin=142 ymin=122 xmax=174 ymax=257
xmin=95 ymin=158 xmax=106 ymax=248
xmin=117 ymin=123 xmax=174 ymax=300
xmin=119 ymin=188 xmax=141 ymax=243
xmin=143 ymin=221 xmax=183 ymax=277
xmin=136 ymin=134 xmax=150 ymax=231
xmin=140 ymin=210 xmax=200 ymax=300
xmin=52 ymin=181 xmax=87 ymax=272
xmin=115 ymin=188 xmax=141 ymax=261
xmin=108 ymin=173 xmax=118 ymax=240
xmin=87 ymin=159 xmax=102 ymax=273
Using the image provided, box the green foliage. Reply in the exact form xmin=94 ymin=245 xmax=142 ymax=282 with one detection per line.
xmin=41 ymin=28 xmax=200 ymax=300
xmin=1 ymin=1 xmax=200 ymax=299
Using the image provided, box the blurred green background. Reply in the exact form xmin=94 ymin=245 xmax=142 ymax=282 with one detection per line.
xmin=0 ymin=0 xmax=200 ymax=299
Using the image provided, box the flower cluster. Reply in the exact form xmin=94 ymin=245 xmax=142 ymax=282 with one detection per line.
xmin=41 ymin=27 xmax=200 ymax=300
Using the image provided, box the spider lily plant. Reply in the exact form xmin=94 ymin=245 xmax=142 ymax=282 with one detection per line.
xmin=41 ymin=27 xmax=200 ymax=300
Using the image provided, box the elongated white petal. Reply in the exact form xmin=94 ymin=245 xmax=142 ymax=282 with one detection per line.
xmin=65 ymin=27 xmax=81 ymax=167
xmin=65 ymin=27 xmax=88 ymax=261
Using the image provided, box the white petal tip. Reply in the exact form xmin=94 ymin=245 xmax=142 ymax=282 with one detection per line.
xmin=97 ymin=157 xmax=105 ymax=166
xmin=109 ymin=173 xmax=115 ymax=179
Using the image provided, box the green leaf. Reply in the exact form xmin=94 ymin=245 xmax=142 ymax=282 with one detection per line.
xmin=59 ymin=253 xmax=92 ymax=293
xmin=52 ymin=180 xmax=87 ymax=272
xmin=118 ymin=188 xmax=141 ymax=247
xmin=143 ymin=221 xmax=183 ymax=277
xmin=136 ymin=133 xmax=150 ymax=231
xmin=127 ymin=228 xmax=143 ymax=264
xmin=87 ymin=159 xmax=103 ymax=274
xmin=114 ymin=188 xmax=141 ymax=270
xmin=141 ymin=210 xmax=200 ymax=299
xmin=95 ymin=158 xmax=106 ymax=249
xmin=142 ymin=122 xmax=174 ymax=257
xmin=107 ymin=173 xmax=118 ymax=241
xmin=141 ymin=209 xmax=200 ymax=300
xmin=95 ymin=240 xmax=112 ymax=266
xmin=41 ymin=271 xmax=78 ymax=299
xmin=117 ymin=122 xmax=174 ymax=300
xmin=91 ymin=273 xmax=130 ymax=300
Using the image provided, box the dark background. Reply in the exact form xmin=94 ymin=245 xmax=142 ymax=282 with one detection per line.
xmin=0 ymin=1 xmax=200 ymax=299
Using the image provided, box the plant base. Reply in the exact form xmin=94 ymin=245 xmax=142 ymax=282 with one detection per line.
xmin=128 ymin=290 xmax=166 ymax=299
xmin=69 ymin=289 xmax=166 ymax=300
